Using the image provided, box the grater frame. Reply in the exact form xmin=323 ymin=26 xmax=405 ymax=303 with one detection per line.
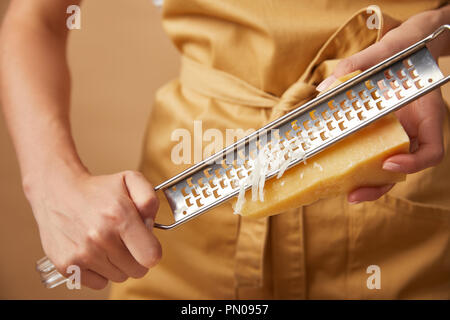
xmin=152 ymin=24 xmax=450 ymax=229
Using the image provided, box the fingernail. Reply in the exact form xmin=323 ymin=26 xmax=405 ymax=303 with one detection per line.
xmin=316 ymin=75 xmax=337 ymax=92
xmin=382 ymin=162 xmax=401 ymax=172
xmin=349 ymin=200 xmax=361 ymax=205
xmin=145 ymin=217 xmax=154 ymax=229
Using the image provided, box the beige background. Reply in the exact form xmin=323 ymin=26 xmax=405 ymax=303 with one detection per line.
xmin=0 ymin=0 xmax=449 ymax=299
xmin=0 ymin=0 xmax=179 ymax=299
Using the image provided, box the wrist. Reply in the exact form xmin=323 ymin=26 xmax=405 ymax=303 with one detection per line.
xmin=21 ymin=154 xmax=89 ymax=201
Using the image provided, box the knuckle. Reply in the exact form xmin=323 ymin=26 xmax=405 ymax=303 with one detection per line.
xmin=142 ymin=195 xmax=160 ymax=213
xmin=76 ymin=247 xmax=94 ymax=266
xmin=124 ymin=170 xmax=143 ymax=179
xmin=86 ymin=228 xmax=104 ymax=245
xmin=381 ymin=40 xmax=397 ymax=54
xmin=106 ymin=201 xmax=136 ymax=232
xmin=48 ymin=252 xmax=77 ymax=274
xmin=52 ymin=258 xmax=72 ymax=276
xmin=103 ymin=200 xmax=128 ymax=225
xmin=337 ymin=58 xmax=356 ymax=75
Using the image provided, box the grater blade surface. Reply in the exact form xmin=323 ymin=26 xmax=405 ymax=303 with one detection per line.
xmin=154 ymin=27 xmax=450 ymax=229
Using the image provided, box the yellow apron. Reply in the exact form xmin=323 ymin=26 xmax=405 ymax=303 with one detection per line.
xmin=110 ymin=0 xmax=450 ymax=299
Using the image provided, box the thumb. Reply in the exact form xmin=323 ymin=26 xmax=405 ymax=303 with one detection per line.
xmin=122 ymin=171 xmax=159 ymax=227
xmin=316 ymin=43 xmax=386 ymax=92
xmin=317 ymin=40 xmax=398 ymax=92
xmin=318 ymin=21 xmax=406 ymax=92
xmin=333 ymin=40 xmax=391 ymax=78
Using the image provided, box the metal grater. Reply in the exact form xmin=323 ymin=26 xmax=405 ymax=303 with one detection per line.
xmin=37 ymin=25 xmax=449 ymax=288
xmin=152 ymin=24 xmax=450 ymax=229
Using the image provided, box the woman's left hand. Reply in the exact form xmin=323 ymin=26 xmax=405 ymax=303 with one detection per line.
xmin=316 ymin=6 xmax=450 ymax=204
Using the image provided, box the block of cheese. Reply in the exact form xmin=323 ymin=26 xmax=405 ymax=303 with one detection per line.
xmin=233 ymin=72 xmax=410 ymax=218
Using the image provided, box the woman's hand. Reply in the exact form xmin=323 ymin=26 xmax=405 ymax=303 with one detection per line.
xmin=27 ymin=168 xmax=161 ymax=290
xmin=1 ymin=0 xmax=161 ymax=290
xmin=316 ymin=7 xmax=450 ymax=204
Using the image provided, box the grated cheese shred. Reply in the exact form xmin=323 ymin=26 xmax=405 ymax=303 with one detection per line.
xmin=233 ymin=133 xmax=308 ymax=215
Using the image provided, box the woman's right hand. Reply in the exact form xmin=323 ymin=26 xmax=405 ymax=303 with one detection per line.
xmin=1 ymin=0 xmax=160 ymax=290
xmin=26 ymin=169 xmax=162 ymax=290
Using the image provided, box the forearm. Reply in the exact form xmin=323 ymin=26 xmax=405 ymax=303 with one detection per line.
xmin=0 ymin=1 xmax=86 ymax=197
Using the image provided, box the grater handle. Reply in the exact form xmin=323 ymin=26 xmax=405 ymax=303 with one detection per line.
xmin=36 ymin=256 xmax=67 ymax=288
xmin=428 ymin=24 xmax=449 ymax=40
xmin=152 ymin=185 xmax=178 ymax=229
xmin=154 ymin=222 xmax=176 ymax=229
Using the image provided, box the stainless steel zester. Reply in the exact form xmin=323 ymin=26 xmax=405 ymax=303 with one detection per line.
xmin=37 ymin=25 xmax=450 ymax=288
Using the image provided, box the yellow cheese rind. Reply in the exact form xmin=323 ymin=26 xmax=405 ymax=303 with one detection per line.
xmin=235 ymin=114 xmax=409 ymax=218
